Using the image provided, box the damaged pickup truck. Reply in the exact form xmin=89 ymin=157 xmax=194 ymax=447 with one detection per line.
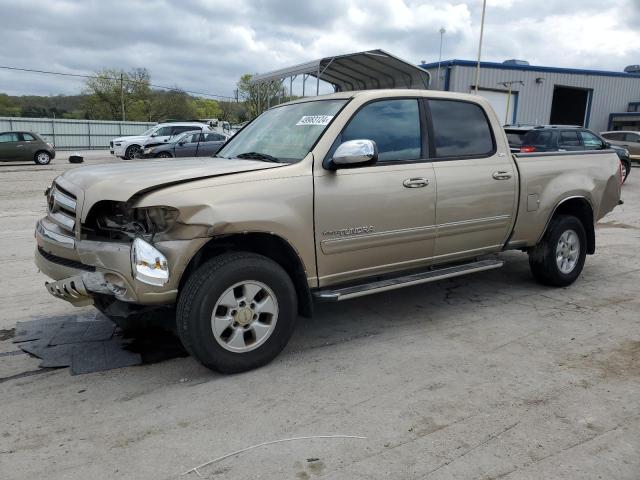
xmin=35 ymin=90 xmax=622 ymax=373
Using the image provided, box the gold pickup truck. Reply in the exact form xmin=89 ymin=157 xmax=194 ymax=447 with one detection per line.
xmin=35 ymin=90 xmax=622 ymax=373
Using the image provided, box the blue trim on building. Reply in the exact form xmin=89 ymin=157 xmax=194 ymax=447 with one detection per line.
xmin=607 ymin=111 xmax=640 ymax=130
xmin=419 ymin=59 xmax=640 ymax=80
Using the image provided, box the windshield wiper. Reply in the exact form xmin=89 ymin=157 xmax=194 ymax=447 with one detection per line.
xmin=236 ymin=152 xmax=280 ymax=163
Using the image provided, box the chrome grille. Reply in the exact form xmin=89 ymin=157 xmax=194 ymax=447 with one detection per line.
xmin=47 ymin=182 xmax=78 ymax=236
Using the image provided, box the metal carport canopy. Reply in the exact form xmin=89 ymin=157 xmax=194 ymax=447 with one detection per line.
xmin=250 ymin=49 xmax=431 ymax=93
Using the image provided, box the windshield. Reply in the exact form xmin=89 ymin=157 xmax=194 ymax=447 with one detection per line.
xmin=141 ymin=126 xmax=157 ymax=136
xmin=217 ymin=99 xmax=347 ymax=162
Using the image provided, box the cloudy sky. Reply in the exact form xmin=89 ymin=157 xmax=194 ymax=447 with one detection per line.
xmin=1 ymin=0 xmax=639 ymax=98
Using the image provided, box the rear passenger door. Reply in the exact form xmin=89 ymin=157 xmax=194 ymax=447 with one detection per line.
xmin=197 ymin=133 xmax=227 ymax=156
xmin=427 ymin=99 xmax=517 ymax=262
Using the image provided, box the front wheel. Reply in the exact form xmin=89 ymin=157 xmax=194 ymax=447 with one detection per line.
xmin=124 ymin=145 xmax=142 ymax=160
xmin=34 ymin=151 xmax=51 ymax=165
xmin=528 ymin=214 xmax=587 ymax=287
xmin=176 ymin=252 xmax=297 ymax=373
xmin=156 ymin=152 xmax=172 ymax=158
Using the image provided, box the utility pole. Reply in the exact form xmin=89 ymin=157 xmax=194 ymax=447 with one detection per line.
xmin=120 ymin=72 xmax=125 ymax=121
xmin=436 ymin=27 xmax=446 ymax=89
xmin=474 ymin=0 xmax=487 ymax=94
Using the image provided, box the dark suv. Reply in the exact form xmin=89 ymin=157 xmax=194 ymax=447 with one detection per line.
xmin=505 ymin=125 xmax=631 ymax=183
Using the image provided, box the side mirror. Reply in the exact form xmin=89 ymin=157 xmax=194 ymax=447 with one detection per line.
xmin=331 ymin=139 xmax=377 ymax=168
xmin=603 ymin=141 xmax=611 ymax=149
xmin=178 ymin=141 xmax=186 ymax=146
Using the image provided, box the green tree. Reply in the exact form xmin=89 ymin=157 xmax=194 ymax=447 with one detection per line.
xmin=237 ymin=73 xmax=282 ymax=118
xmin=84 ymin=68 xmax=151 ymax=120
xmin=0 ymin=94 xmax=22 ymax=117
xmin=191 ymin=98 xmax=222 ymax=119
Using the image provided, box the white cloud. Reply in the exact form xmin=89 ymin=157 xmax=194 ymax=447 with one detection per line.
xmin=0 ymin=0 xmax=638 ymax=97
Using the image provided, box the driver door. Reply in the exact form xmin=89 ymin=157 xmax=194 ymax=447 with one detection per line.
xmin=314 ymin=98 xmax=436 ymax=286
xmin=174 ymin=133 xmax=201 ymax=157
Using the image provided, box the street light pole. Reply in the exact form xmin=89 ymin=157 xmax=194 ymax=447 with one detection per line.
xmin=474 ymin=0 xmax=487 ymax=94
xmin=436 ymin=27 xmax=446 ymax=90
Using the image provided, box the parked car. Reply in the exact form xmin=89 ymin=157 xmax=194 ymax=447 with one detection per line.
xmin=36 ymin=90 xmax=621 ymax=373
xmin=109 ymin=122 xmax=210 ymax=160
xmin=506 ymin=125 xmax=631 ymax=183
xmin=142 ymin=130 xmax=229 ymax=158
xmin=600 ymin=131 xmax=640 ymax=161
xmin=0 ymin=131 xmax=55 ymax=165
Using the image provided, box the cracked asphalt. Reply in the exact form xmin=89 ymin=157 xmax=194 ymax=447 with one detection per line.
xmin=1 ymin=153 xmax=638 ymax=479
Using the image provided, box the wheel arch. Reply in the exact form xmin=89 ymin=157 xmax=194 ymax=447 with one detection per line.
xmin=178 ymin=232 xmax=313 ymax=317
xmin=540 ymin=196 xmax=595 ymax=254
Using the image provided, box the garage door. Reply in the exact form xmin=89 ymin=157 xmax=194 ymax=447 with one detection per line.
xmin=475 ymin=89 xmax=517 ymax=125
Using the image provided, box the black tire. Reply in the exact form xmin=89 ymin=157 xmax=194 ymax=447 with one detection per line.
xmin=176 ymin=252 xmax=297 ymax=373
xmin=124 ymin=145 xmax=142 ymax=160
xmin=528 ymin=214 xmax=587 ymax=287
xmin=621 ymin=161 xmax=631 ymax=184
xmin=156 ymin=152 xmax=172 ymax=158
xmin=34 ymin=151 xmax=51 ymax=165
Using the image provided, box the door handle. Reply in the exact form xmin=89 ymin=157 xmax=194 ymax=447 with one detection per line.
xmin=403 ymin=177 xmax=429 ymax=188
xmin=492 ymin=171 xmax=512 ymax=180
xmin=16 ymin=145 xmax=24 ymax=148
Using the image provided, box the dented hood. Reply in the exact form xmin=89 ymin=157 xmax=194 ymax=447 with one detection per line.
xmin=60 ymin=157 xmax=284 ymax=213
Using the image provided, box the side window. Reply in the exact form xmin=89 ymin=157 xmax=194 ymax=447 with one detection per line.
xmin=523 ymin=130 xmax=553 ymax=148
xmin=558 ymin=131 xmax=581 ymax=147
xmin=172 ymin=126 xmax=199 ymax=135
xmin=428 ymin=99 xmax=494 ymax=158
xmin=21 ymin=133 xmax=36 ymax=141
xmin=580 ymin=131 xmax=603 ymax=149
xmin=0 ymin=132 xmax=19 ymax=143
xmin=623 ymin=132 xmax=640 ymax=143
xmin=341 ymin=99 xmax=421 ymax=162
xmin=205 ymin=133 xmax=225 ymax=142
xmin=154 ymin=126 xmax=173 ymax=136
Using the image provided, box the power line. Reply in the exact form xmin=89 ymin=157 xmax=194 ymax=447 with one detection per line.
xmin=0 ymin=64 xmax=235 ymax=100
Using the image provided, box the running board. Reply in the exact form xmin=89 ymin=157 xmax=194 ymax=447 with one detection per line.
xmin=313 ymin=259 xmax=504 ymax=302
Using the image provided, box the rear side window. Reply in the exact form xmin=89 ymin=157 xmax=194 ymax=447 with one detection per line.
xmin=341 ymin=99 xmax=421 ymax=162
xmin=205 ymin=133 xmax=226 ymax=142
xmin=559 ymin=131 xmax=580 ymax=147
xmin=172 ymin=125 xmax=199 ymax=135
xmin=429 ymin=100 xmax=494 ymax=158
xmin=21 ymin=133 xmax=36 ymax=141
xmin=523 ymin=130 xmax=553 ymax=147
xmin=0 ymin=132 xmax=19 ymax=143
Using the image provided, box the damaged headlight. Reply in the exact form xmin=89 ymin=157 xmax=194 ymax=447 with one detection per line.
xmin=131 ymin=237 xmax=169 ymax=286
xmin=87 ymin=202 xmax=179 ymax=240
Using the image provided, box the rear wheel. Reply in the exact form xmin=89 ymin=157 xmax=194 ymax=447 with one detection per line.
xmin=124 ymin=145 xmax=142 ymax=160
xmin=34 ymin=151 xmax=51 ymax=165
xmin=177 ymin=252 xmax=297 ymax=373
xmin=529 ymin=214 xmax=587 ymax=287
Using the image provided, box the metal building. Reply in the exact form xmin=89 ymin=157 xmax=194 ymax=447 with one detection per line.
xmin=419 ymin=59 xmax=640 ymax=132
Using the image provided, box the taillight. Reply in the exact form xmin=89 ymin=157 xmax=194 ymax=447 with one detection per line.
xmin=619 ymin=161 xmax=624 ymax=184
xmin=520 ymin=145 xmax=536 ymax=153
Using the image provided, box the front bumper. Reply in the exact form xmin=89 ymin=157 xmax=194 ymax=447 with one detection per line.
xmin=35 ymin=218 xmax=205 ymax=307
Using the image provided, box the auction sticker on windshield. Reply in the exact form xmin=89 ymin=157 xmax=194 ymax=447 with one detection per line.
xmin=296 ymin=115 xmax=334 ymax=126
